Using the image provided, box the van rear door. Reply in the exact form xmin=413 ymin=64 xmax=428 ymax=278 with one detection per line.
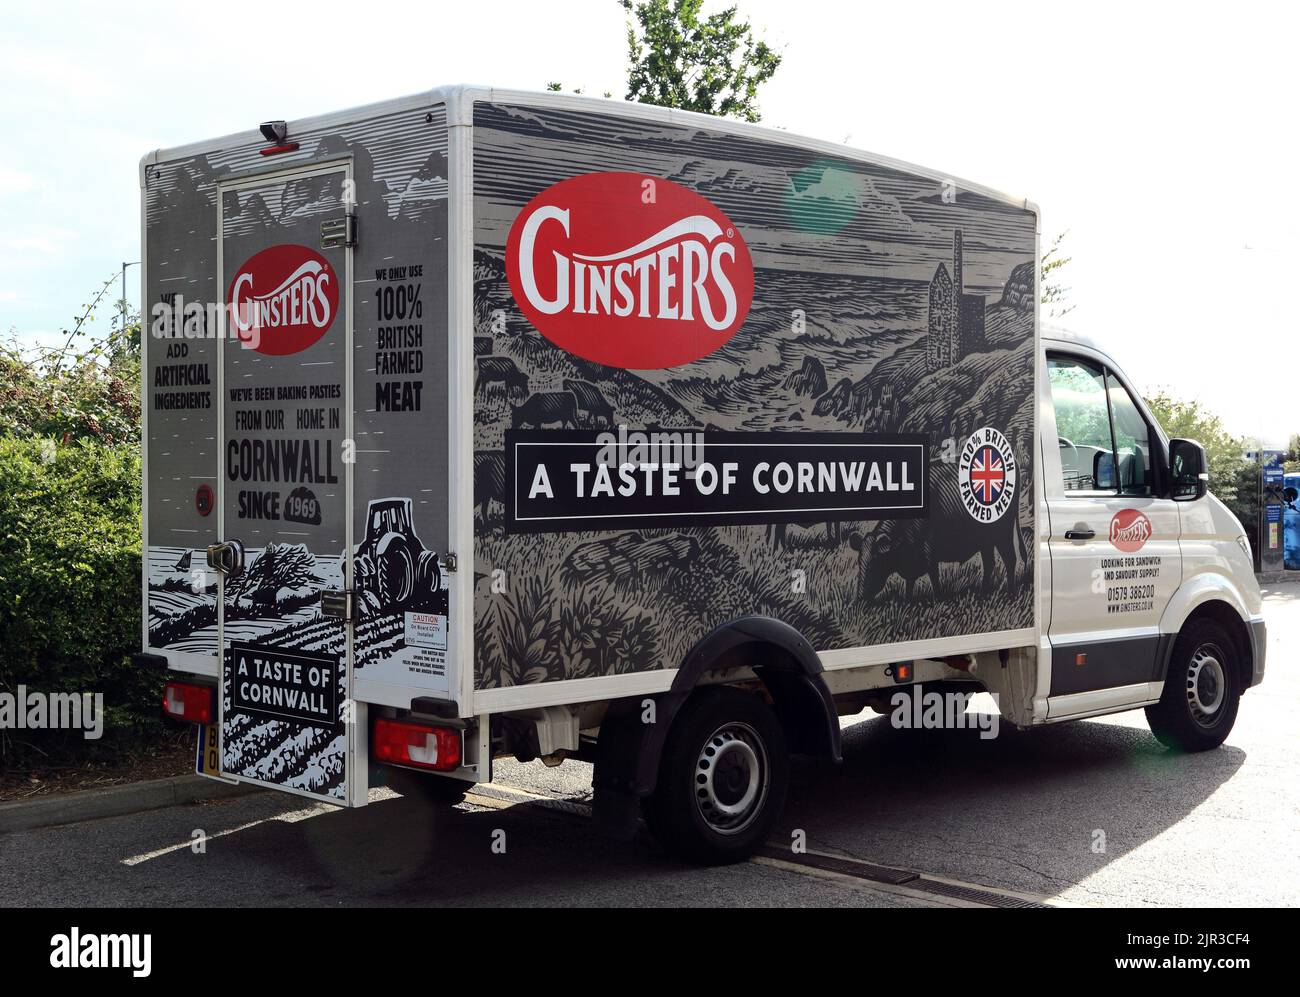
xmin=211 ymin=161 xmax=362 ymax=804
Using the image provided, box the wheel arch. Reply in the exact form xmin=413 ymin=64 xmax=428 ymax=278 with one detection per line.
xmin=676 ymin=616 xmax=842 ymax=763
xmin=591 ymin=615 xmax=840 ymax=837
xmin=1159 ymin=594 xmax=1253 ymax=692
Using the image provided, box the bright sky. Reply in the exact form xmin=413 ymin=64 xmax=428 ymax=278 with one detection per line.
xmin=2 ymin=0 xmax=1293 ymax=444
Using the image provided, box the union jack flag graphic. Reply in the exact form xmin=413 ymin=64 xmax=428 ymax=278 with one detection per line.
xmin=970 ymin=445 xmax=1006 ymax=505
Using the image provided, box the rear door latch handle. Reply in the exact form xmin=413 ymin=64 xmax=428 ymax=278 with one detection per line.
xmin=1064 ymin=529 xmax=1095 ymax=541
xmin=206 ymin=539 xmax=245 ymax=575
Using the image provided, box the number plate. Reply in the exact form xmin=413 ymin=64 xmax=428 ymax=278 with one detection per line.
xmin=196 ymin=722 xmax=222 ymax=777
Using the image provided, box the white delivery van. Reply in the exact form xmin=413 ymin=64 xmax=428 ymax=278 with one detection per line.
xmin=138 ymin=86 xmax=1265 ymax=863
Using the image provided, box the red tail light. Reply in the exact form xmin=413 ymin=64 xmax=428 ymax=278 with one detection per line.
xmin=374 ymin=718 xmax=462 ymax=771
xmin=163 ymin=681 xmax=214 ymax=724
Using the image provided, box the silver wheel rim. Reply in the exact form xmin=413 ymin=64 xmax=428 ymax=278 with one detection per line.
xmin=1186 ymin=643 xmax=1226 ymax=726
xmin=694 ymin=722 xmax=769 ymax=836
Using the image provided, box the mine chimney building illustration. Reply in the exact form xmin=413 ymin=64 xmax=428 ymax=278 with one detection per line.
xmin=927 ymin=229 xmax=987 ymax=371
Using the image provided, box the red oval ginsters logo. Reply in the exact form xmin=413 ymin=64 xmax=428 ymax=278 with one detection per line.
xmin=1109 ymin=508 xmax=1152 ymax=553
xmin=505 ymin=172 xmax=754 ymax=369
xmin=227 ymin=244 xmax=338 ymax=356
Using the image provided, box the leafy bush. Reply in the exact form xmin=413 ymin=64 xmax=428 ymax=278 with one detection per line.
xmin=0 ymin=329 xmax=140 ymax=447
xmin=0 ymin=436 xmax=153 ymax=764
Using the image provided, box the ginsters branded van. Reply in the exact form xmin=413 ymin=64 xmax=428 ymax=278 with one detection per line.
xmin=138 ymin=86 xmax=1265 ymax=863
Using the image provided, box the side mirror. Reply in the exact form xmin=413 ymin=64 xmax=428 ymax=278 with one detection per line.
xmin=1093 ymin=450 xmax=1116 ymax=490
xmin=1169 ymin=438 xmax=1208 ymax=501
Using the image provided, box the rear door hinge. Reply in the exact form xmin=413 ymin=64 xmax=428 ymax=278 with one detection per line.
xmin=321 ymin=588 xmax=355 ymax=622
xmin=443 ymin=552 xmax=458 ymax=573
xmin=320 ymin=215 xmax=357 ymax=249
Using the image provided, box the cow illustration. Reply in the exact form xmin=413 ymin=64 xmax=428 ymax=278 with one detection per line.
xmin=563 ymin=379 xmax=615 ymax=427
xmin=512 ymin=391 xmax=579 ymax=429
xmin=767 ymin=520 xmax=839 ymax=550
xmin=475 ymin=356 xmax=529 ymax=401
xmin=474 ymin=450 xmax=505 ymax=525
xmin=847 ymin=473 xmax=1027 ymax=601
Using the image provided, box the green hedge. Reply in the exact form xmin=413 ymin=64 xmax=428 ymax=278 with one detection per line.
xmin=0 ymin=437 xmax=156 ymax=764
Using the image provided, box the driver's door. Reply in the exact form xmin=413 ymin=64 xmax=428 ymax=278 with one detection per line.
xmin=1044 ymin=351 xmax=1182 ymax=714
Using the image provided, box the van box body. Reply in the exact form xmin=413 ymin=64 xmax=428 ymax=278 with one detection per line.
xmin=141 ymin=86 xmax=1042 ymax=806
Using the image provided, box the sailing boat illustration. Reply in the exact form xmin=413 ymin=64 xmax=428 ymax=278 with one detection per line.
xmin=173 ymin=550 xmax=192 ymax=571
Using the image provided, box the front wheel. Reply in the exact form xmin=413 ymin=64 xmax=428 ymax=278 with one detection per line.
xmin=1145 ymin=619 xmax=1241 ymax=752
xmin=644 ymin=687 xmax=789 ymax=864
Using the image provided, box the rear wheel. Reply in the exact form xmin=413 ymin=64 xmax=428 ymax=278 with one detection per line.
xmin=644 ymin=687 xmax=788 ymax=864
xmin=1145 ymin=619 xmax=1241 ymax=752
xmin=385 ymin=766 xmax=470 ymax=806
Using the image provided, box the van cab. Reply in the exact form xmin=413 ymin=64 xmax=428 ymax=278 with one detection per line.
xmin=1039 ymin=328 xmax=1265 ymax=749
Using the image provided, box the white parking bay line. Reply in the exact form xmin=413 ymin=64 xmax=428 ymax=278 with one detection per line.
xmin=119 ymin=803 xmax=331 ymax=866
xmin=121 ymin=819 xmax=269 ymax=866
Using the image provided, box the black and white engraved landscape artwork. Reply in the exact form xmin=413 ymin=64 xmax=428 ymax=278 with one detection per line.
xmin=470 ymin=101 xmax=1038 ymax=689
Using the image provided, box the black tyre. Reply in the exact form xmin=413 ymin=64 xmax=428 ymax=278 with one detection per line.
xmin=644 ymin=687 xmax=789 ymax=864
xmin=1145 ymin=619 xmax=1241 ymax=752
xmin=386 ymin=766 xmax=471 ymax=806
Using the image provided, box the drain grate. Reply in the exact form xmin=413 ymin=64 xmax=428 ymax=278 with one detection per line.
xmin=909 ymin=877 xmax=1054 ymax=909
xmin=757 ymin=844 xmax=1056 ymax=908
xmin=755 ymin=844 xmax=918 ymax=885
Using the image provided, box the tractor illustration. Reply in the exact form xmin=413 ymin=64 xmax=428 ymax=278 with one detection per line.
xmin=353 ymin=497 xmax=441 ymax=616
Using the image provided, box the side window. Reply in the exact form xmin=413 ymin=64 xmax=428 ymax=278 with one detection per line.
xmin=1048 ymin=355 xmax=1114 ymax=492
xmin=1105 ymin=373 xmax=1155 ymax=497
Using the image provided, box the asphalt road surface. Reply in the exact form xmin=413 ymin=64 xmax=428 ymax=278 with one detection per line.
xmin=4 ymin=582 xmax=1297 ymax=908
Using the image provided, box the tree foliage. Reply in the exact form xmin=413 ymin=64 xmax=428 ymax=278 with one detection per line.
xmin=621 ymin=0 xmax=781 ymax=122
xmin=1145 ymin=391 xmax=1257 ymax=544
xmin=1283 ymin=432 xmax=1300 ymax=473
xmin=1144 ymin=392 xmax=1250 ymax=494
xmin=1 ymin=270 xmax=140 ymax=447
xmin=1040 ymin=230 xmax=1074 ymax=318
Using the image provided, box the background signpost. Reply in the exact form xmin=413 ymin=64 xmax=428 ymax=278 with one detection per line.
xmin=1260 ymin=450 xmax=1285 ymax=574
